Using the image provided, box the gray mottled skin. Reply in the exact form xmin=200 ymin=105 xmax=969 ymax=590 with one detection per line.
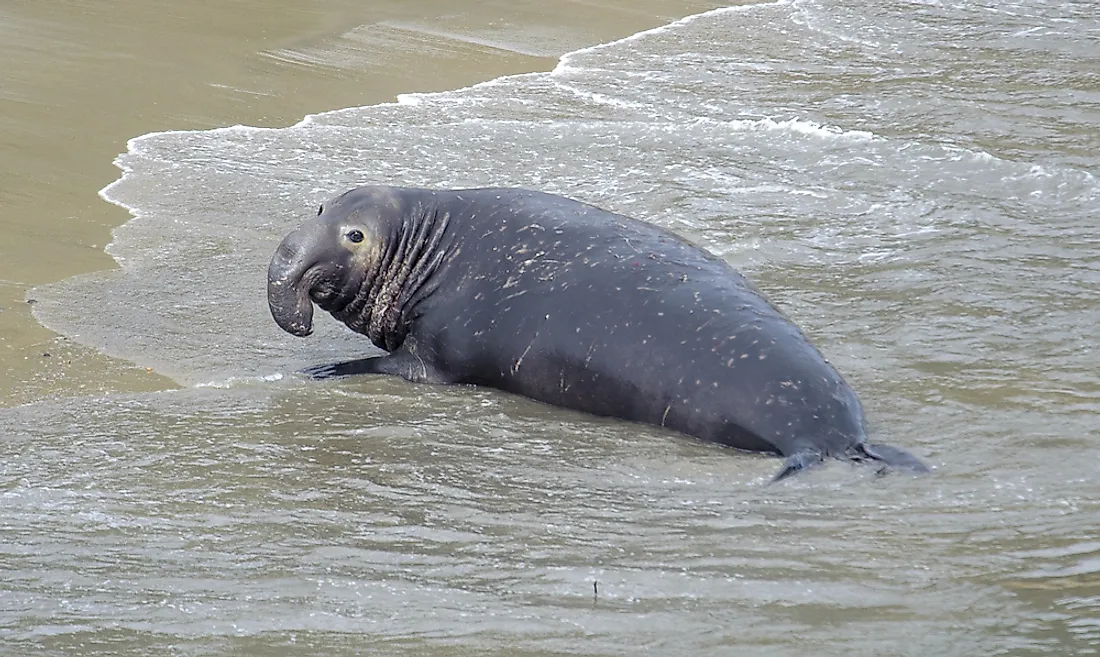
xmin=268 ymin=185 xmax=928 ymax=481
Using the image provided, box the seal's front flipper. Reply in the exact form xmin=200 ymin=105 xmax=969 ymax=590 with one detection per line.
xmin=299 ymin=357 xmax=384 ymax=380
xmin=298 ymin=350 xmax=451 ymax=385
xmin=859 ymin=443 xmax=930 ymax=475
xmin=771 ymin=450 xmax=824 ymax=482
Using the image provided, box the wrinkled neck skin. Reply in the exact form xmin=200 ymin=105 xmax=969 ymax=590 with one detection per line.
xmin=327 ymin=200 xmax=452 ymax=353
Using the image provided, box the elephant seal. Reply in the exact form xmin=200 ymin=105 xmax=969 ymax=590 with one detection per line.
xmin=268 ymin=185 xmax=928 ymax=481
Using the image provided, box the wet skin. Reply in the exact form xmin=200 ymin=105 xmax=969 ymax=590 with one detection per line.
xmin=268 ymin=185 xmax=929 ymax=480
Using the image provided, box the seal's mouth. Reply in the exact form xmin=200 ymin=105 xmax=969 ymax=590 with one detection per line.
xmin=310 ymin=282 xmax=336 ymax=306
xmin=309 ymin=265 xmax=356 ymax=315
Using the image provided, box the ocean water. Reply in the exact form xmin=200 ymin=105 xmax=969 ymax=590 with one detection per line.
xmin=7 ymin=0 xmax=1099 ymax=654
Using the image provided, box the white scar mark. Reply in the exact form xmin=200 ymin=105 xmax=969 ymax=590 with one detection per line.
xmin=512 ymin=334 xmax=538 ymax=374
xmin=584 ymin=341 xmax=598 ymax=368
xmin=407 ymin=345 xmax=430 ymax=381
xmin=661 ymin=404 xmax=672 ymax=427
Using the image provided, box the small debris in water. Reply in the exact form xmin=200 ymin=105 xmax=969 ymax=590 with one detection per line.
xmin=42 ymin=352 xmax=51 ymax=358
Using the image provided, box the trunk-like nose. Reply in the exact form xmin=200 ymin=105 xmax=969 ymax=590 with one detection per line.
xmin=267 ymin=232 xmax=316 ymax=337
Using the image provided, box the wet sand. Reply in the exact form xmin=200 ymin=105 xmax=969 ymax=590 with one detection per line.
xmin=0 ymin=0 xmax=720 ymax=406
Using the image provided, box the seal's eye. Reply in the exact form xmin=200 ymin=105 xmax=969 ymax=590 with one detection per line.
xmin=317 ymin=205 xmax=324 ymax=216
xmin=347 ymin=229 xmax=365 ymax=244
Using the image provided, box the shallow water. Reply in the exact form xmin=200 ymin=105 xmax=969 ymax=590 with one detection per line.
xmin=5 ymin=0 xmax=1100 ymax=654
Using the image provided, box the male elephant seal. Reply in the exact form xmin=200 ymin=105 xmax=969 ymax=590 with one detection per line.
xmin=268 ymin=185 xmax=928 ymax=481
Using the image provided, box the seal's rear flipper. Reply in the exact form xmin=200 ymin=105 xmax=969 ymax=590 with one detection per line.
xmin=771 ymin=450 xmax=824 ymax=482
xmin=859 ymin=443 xmax=930 ymax=475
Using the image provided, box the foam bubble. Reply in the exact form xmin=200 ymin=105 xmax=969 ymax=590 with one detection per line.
xmin=195 ymin=373 xmax=285 ymax=389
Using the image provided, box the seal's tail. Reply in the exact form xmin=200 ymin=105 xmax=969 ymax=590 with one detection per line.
xmin=771 ymin=442 xmax=929 ymax=483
